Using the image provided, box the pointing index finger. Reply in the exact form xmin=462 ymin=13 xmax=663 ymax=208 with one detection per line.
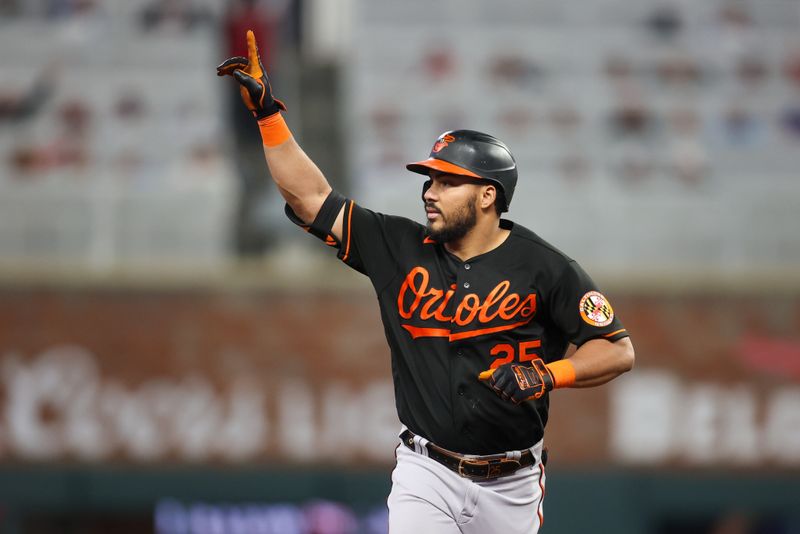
xmin=246 ymin=30 xmax=264 ymax=78
xmin=478 ymin=369 xmax=496 ymax=381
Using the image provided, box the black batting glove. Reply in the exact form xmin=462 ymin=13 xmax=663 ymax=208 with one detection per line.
xmin=216 ymin=30 xmax=286 ymax=120
xmin=479 ymin=360 xmax=555 ymax=404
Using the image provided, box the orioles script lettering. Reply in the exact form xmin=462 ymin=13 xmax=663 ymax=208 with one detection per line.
xmin=397 ymin=266 xmax=537 ymax=340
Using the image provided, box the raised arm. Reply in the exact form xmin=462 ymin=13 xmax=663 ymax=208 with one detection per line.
xmin=217 ymin=30 xmax=344 ymax=239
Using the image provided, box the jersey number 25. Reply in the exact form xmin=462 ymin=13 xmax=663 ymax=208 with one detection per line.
xmin=489 ymin=340 xmax=542 ymax=369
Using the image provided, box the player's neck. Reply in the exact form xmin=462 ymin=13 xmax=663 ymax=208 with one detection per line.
xmin=443 ymin=218 xmax=510 ymax=261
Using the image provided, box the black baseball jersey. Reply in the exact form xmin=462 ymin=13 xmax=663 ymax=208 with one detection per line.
xmin=287 ymin=197 xmax=628 ymax=455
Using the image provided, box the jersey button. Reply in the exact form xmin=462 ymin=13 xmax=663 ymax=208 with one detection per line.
xmin=457 ymin=386 xmax=465 ymax=396
xmin=464 ymin=263 xmax=471 ymax=270
xmin=463 ymin=282 xmax=470 ymax=289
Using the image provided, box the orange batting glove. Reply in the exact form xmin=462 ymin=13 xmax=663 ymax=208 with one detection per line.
xmin=216 ymin=30 xmax=286 ymax=119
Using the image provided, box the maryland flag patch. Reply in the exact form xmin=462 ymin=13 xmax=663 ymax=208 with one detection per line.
xmin=579 ymin=291 xmax=614 ymax=327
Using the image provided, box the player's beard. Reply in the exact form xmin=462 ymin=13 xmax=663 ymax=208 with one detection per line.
xmin=426 ymin=196 xmax=478 ymax=244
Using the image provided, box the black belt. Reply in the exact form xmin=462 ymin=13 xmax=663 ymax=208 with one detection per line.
xmin=400 ymin=429 xmax=539 ymax=481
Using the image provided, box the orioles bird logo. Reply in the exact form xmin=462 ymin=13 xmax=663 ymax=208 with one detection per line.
xmin=432 ymin=134 xmax=456 ymax=153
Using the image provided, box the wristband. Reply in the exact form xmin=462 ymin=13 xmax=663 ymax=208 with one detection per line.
xmin=546 ymin=359 xmax=576 ymax=388
xmin=257 ymin=113 xmax=291 ymax=147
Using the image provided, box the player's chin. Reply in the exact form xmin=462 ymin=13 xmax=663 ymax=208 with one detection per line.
xmin=425 ymin=216 xmax=443 ymax=231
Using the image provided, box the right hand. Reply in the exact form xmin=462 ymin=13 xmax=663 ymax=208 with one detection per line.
xmin=478 ymin=360 xmax=555 ymax=404
xmin=216 ymin=30 xmax=286 ymax=119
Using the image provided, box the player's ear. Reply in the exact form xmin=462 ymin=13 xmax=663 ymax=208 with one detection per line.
xmin=479 ymin=183 xmax=497 ymax=210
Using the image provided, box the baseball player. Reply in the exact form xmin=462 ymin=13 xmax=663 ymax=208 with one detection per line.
xmin=218 ymin=31 xmax=635 ymax=533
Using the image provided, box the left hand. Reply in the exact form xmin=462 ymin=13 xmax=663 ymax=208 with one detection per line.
xmin=478 ymin=360 xmax=555 ymax=404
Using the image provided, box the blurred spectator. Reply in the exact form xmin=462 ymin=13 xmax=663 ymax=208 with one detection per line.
xmin=369 ymin=105 xmax=403 ymax=136
xmin=720 ymin=104 xmax=763 ymax=146
xmin=780 ymin=105 xmax=800 ymax=141
xmin=114 ymin=91 xmax=147 ymax=121
xmin=613 ymin=144 xmax=656 ymax=185
xmin=224 ymin=0 xmax=285 ymax=62
xmin=487 ymin=53 xmax=545 ymax=89
xmin=0 ymin=64 xmax=58 ymax=125
xmin=605 ymin=55 xmax=635 ymax=82
xmin=604 ymin=55 xmax=639 ymax=96
xmin=736 ymin=55 xmax=769 ymax=89
xmin=423 ymin=47 xmax=458 ymax=83
xmin=718 ymin=2 xmax=754 ymax=31
xmin=8 ymin=97 xmax=92 ymax=178
xmin=46 ymin=0 xmax=98 ymax=20
xmin=9 ymin=145 xmax=48 ymax=175
xmin=495 ymin=107 xmax=535 ymax=134
xmin=644 ymin=3 xmax=684 ymax=40
xmin=60 ymin=98 xmax=91 ymax=136
xmin=140 ymin=0 xmax=214 ymax=33
xmin=548 ymin=104 xmax=581 ymax=137
xmin=665 ymin=107 xmax=708 ymax=186
xmin=222 ymin=0 xmax=294 ymax=256
xmin=654 ymin=54 xmax=705 ymax=89
xmin=2 ymin=63 xmax=66 ymax=178
xmin=0 ymin=0 xmax=114 ymax=21
xmin=667 ymin=107 xmax=701 ymax=136
xmin=365 ymin=105 xmax=406 ymax=169
xmin=609 ymin=98 xmax=658 ymax=138
xmin=782 ymin=49 xmax=800 ymax=90
xmin=715 ymin=0 xmax=757 ymax=57
xmin=668 ymin=139 xmax=708 ymax=187
xmin=0 ymin=0 xmax=20 ymax=17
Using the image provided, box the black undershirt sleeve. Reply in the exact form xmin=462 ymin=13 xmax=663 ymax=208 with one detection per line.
xmin=283 ymin=190 xmax=347 ymax=248
xmin=285 ymin=194 xmax=422 ymax=290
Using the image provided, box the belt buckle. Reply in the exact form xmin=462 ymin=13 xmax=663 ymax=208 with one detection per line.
xmin=458 ymin=457 xmax=518 ymax=480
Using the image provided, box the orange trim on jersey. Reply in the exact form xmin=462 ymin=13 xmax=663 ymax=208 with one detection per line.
xmin=407 ymin=157 xmax=482 ymax=178
xmin=401 ymin=325 xmax=452 ymax=338
xmin=423 ymin=236 xmax=436 ymax=244
xmin=536 ymin=462 xmax=546 ymax=527
xmin=340 ymin=201 xmax=354 ymax=262
xmin=603 ymin=328 xmax=627 ymax=338
xmin=401 ymin=317 xmax=533 ymax=341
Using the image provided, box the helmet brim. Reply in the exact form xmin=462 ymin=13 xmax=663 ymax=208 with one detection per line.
xmin=405 ymin=158 xmax=482 ymax=179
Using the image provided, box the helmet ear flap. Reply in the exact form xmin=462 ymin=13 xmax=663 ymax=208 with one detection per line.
xmin=421 ymin=179 xmax=432 ymax=202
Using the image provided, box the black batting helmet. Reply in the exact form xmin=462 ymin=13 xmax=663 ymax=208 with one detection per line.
xmin=406 ymin=129 xmax=518 ymax=212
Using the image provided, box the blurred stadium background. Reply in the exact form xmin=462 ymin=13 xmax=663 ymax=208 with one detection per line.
xmin=1 ymin=0 xmax=800 ymax=532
